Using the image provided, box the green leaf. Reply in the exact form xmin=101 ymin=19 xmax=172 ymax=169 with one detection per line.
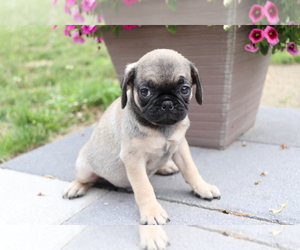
xmin=261 ymin=39 xmax=269 ymax=47
xmin=166 ymin=25 xmax=177 ymax=34
xmin=260 ymin=43 xmax=269 ymax=56
xmin=112 ymin=25 xmax=121 ymax=37
xmin=104 ymin=25 xmax=112 ymax=33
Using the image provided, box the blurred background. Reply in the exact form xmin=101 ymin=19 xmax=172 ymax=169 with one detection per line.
xmin=0 ymin=1 xmax=72 ymax=24
xmin=0 ymin=25 xmax=299 ymax=163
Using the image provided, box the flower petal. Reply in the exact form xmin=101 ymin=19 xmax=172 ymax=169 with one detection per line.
xmin=264 ymin=26 xmax=279 ymax=45
xmin=264 ymin=1 xmax=279 ymax=24
xmin=249 ymin=28 xmax=265 ymax=44
xmin=245 ymin=43 xmax=259 ymax=52
xmin=287 ymin=42 xmax=299 ymax=56
xmin=248 ymin=4 xmax=265 ymax=23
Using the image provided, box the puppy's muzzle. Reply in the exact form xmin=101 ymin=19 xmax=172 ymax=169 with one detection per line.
xmin=161 ymin=100 xmax=174 ymax=111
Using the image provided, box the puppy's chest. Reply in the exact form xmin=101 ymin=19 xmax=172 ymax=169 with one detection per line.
xmin=145 ymin=137 xmax=179 ymax=171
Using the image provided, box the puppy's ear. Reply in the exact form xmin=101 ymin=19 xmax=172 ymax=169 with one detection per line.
xmin=190 ymin=63 xmax=203 ymax=105
xmin=121 ymin=63 xmax=136 ymax=109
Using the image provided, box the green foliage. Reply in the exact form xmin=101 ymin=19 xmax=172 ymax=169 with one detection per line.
xmin=104 ymin=25 xmax=121 ymax=37
xmin=166 ymin=25 xmax=177 ymax=34
xmin=259 ymin=42 xmax=269 ymax=56
xmin=0 ymin=26 xmax=120 ymax=162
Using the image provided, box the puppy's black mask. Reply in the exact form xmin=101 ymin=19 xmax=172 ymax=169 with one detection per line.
xmin=121 ymin=51 xmax=203 ymax=128
xmin=134 ymin=78 xmax=190 ymax=126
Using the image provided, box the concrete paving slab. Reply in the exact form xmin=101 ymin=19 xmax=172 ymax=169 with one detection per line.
xmin=201 ymin=225 xmax=300 ymax=250
xmin=62 ymin=225 xmax=277 ymax=250
xmin=63 ymin=191 xmax=139 ymax=225
xmin=64 ymin=191 xmax=274 ymax=225
xmin=151 ymin=142 xmax=300 ymax=225
xmin=0 ymin=226 xmax=86 ymax=250
xmin=62 ymin=226 xmax=140 ymax=250
xmin=0 ymin=169 xmax=108 ymax=225
xmin=0 ymin=126 xmax=94 ymax=181
xmin=239 ymin=107 xmax=300 ymax=147
xmin=163 ymin=226 xmax=283 ymax=250
xmin=1 ymin=107 xmax=299 ymax=226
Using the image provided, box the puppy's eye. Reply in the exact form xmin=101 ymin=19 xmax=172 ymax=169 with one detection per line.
xmin=140 ymin=88 xmax=151 ymax=97
xmin=180 ymin=86 xmax=190 ymax=95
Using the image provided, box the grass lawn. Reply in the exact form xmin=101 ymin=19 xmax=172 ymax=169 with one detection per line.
xmin=0 ymin=25 xmax=120 ymax=162
xmin=270 ymin=50 xmax=300 ymax=64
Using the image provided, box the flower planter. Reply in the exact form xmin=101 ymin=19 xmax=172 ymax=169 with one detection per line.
xmin=100 ymin=0 xmax=251 ymax=25
xmin=101 ymin=25 xmax=271 ymax=149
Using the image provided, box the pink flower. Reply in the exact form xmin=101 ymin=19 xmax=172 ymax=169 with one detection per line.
xmin=64 ymin=0 xmax=75 ymax=14
xmin=245 ymin=43 xmax=259 ymax=53
xmin=64 ymin=5 xmax=70 ymax=14
xmin=66 ymin=0 xmax=76 ymax=6
xmin=64 ymin=29 xmax=70 ymax=36
xmin=52 ymin=25 xmax=58 ymax=30
xmin=52 ymin=0 xmax=58 ymax=6
xmin=264 ymin=1 xmax=279 ymax=24
xmin=248 ymin=28 xmax=265 ymax=43
xmin=264 ymin=26 xmax=279 ymax=45
xmin=122 ymin=25 xmax=138 ymax=30
xmin=288 ymin=21 xmax=295 ymax=25
xmin=66 ymin=25 xmax=76 ymax=30
xmin=72 ymin=31 xmax=85 ymax=43
xmin=65 ymin=25 xmax=76 ymax=36
xmin=96 ymin=37 xmax=104 ymax=43
xmin=72 ymin=8 xmax=85 ymax=23
xmin=122 ymin=0 xmax=138 ymax=6
xmin=287 ymin=42 xmax=299 ymax=56
xmin=82 ymin=25 xmax=97 ymax=34
xmin=248 ymin=5 xmax=265 ymax=23
xmin=81 ymin=0 xmax=97 ymax=12
xmin=97 ymin=15 xmax=104 ymax=22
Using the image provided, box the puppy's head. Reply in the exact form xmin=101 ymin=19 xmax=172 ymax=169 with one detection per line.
xmin=121 ymin=49 xmax=203 ymax=126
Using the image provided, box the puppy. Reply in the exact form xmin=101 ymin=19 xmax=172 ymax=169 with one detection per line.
xmin=63 ymin=49 xmax=221 ymax=225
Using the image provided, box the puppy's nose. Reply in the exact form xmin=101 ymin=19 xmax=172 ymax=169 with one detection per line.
xmin=161 ymin=100 xmax=174 ymax=111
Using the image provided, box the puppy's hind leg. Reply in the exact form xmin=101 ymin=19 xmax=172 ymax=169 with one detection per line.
xmin=62 ymin=156 xmax=100 ymax=199
xmin=155 ymin=160 xmax=179 ymax=176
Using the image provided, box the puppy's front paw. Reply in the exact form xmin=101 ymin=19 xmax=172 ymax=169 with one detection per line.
xmin=140 ymin=203 xmax=169 ymax=225
xmin=193 ymin=182 xmax=221 ymax=201
xmin=139 ymin=225 xmax=169 ymax=250
xmin=155 ymin=161 xmax=179 ymax=176
xmin=62 ymin=180 xmax=93 ymax=199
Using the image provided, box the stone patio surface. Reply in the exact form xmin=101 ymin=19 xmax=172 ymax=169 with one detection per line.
xmin=1 ymin=106 xmax=299 ymax=249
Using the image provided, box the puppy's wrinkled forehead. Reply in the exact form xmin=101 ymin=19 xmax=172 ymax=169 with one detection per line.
xmin=135 ymin=49 xmax=191 ymax=83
